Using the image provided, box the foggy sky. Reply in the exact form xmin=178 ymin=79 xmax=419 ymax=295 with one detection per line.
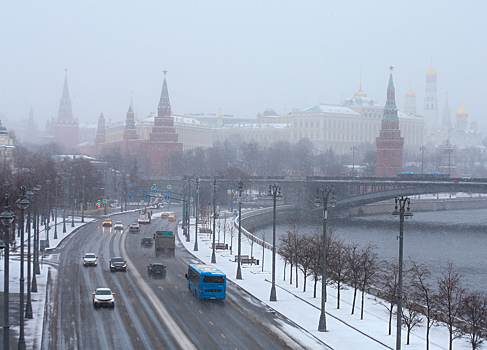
xmin=1 ymin=0 xmax=486 ymax=133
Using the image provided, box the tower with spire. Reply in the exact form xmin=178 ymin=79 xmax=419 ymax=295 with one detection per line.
xmin=423 ymin=59 xmax=438 ymax=131
xmin=25 ymin=107 xmax=39 ymax=143
xmin=95 ymin=112 xmax=106 ymax=144
xmin=49 ymin=70 xmax=80 ymax=149
xmin=140 ymin=71 xmax=182 ymax=176
xmin=441 ymin=93 xmax=452 ymax=130
xmin=122 ymin=96 xmax=139 ymax=151
xmin=376 ymin=67 xmax=404 ymax=177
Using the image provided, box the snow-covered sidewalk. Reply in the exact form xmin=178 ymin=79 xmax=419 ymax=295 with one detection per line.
xmin=178 ymin=211 xmax=473 ymax=350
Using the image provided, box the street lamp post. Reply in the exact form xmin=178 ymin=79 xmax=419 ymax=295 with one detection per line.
xmin=392 ymin=196 xmax=413 ymax=350
xmin=54 ymin=178 xmax=59 ymax=239
xmin=71 ymin=176 xmax=75 ymax=227
xmin=16 ymin=186 xmax=30 ymax=350
xmin=25 ymin=187 xmax=34 ymax=319
xmin=1 ymin=194 xmax=15 ymax=350
xmin=314 ymin=187 xmax=337 ymax=332
xmin=194 ymin=177 xmax=200 ymax=251
xmin=351 ymin=146 xmax=358 ymax=176
xmin=268 ymin=184 xmax=282 ymax=302
xmin=45 ymin=179 xmax=51 ymax=248
xmin=186 ymin=177 xmax=191 ymax=242
xmin=81 ymin=175 xmax=85 ymax=223
xmin=420 ymin=146 xmax=426 ymax=174
xmin=236 ymin=181 xmax=244 ymax=280
xmin=33 ymin=183 xmax=41 ymax=277
xmin=63 ymin=178 xmax=67 ymax=233
xmin=211 ymin=179 xmax=217 ymax=264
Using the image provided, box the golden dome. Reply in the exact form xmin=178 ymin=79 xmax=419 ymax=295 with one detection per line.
xmin=405 ymin=88 xmax=416 ymax=98
xmin=456 ymin=102 xmax=468 ymax=118
xmin=426 ymin=65 xmax=437 ymax=77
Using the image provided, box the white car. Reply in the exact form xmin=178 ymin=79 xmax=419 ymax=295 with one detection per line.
xmin=83 ymin=253 xmax=98 ymax=267
xmin=93 ymin=287 xmax=115 ymax=308
xmin=114 ymin=221 xmax=124 ymax=230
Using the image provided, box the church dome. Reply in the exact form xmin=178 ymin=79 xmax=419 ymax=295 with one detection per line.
xmin=426 ymin=66 xmax=437 ymax=77
xmin=456 ymin=102 xmax=468 ymax=119
xmin=0 ymin=120 xmax=7 ymax=135
xmin=405 ymin=88 xmax=416 ymax=98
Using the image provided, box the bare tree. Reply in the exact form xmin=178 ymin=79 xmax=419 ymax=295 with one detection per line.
xmin=246 ymin=226 xmax=256 ymax=265
xmin=409 ymin=260 xmax=436 ymax=350
xmin=376 ymin=260 xmax=400 ymax=335
xmin=401 ymin=282 xmax=424 ymax=345
xmin=461 ymin=291 xmax=487 ymax=350
xmin=295 ymin=234 xmax=314 ymax=293
xmin=279 ymin=231 xmax=294 ymax=284
xmin=328 ymin=238 xmax=348 ymax=309
xmin=360 ymin=244 xmax=379 ymax=320
xmin=346 ymin=243 xmax=363 ymax=315
xmin=435 ymin=262 xmax=465 ymax=350
xmin=283 ymin=217 xmax=302 ymax=288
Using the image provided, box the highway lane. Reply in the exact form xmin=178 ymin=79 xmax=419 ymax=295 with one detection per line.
xmin=43 ymin=210 xmax=318 ymax=349
xmin=44 ymin=212 xmax=179 ymax=350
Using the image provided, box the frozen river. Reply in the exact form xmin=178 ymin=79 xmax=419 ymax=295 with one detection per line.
xmin=258 ymin=208 xmax=487 ymax=293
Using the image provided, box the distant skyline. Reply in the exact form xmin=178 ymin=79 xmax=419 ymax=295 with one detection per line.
xmin=1 ymin=1 xmax=486 ymax=134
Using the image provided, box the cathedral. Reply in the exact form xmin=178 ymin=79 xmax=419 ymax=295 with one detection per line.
xmin=406 ymin=62 xmax=483 ymax=149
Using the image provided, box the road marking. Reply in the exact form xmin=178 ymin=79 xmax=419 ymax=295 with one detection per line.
xmin=158 ymin=286 xmax=164 ymax=291
xmin=121 ymin=231 xmax=197 ymax=350
xmin=199 ymin=310 xmax=202 ymax=314
xmin=209 ymin=321 xmax=214 ymax=326
xmin=221 ymin=334 xmax=226 ymax=339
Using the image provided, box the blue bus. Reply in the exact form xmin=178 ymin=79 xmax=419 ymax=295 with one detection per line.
xmin=185 ymin=264 xmax=226 ymax=300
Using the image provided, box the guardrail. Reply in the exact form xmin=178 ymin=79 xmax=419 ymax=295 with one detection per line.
xmin=233 ymin=205 xmax=296 ymax=254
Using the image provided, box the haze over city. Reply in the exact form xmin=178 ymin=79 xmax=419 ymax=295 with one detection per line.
xmin=1 ymin=0 xmax=486 ymax=133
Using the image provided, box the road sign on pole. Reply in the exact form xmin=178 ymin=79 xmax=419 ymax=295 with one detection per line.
xmin=190 ymin=197 xmax=194 ymax=203
xmin=139 ymin=190 xmax=143 ymax=194
xmin=165 ymin=196 xmax=170 ymax=200
xmin=129 ymin=194 xmax=133 ymax=198
xmin=146 ymin=195 xmax=150 ymax=199
xmin=167 ymin=190 xmax=171 ymax=194
xmin=167 ymin=185 xmax=172 ymax=190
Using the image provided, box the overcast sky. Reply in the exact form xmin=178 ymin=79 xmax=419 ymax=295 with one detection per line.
xmin=1 ymin=0 xmax=486 ymax=133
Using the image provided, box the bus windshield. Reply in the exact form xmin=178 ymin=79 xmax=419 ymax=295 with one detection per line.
xmin=203 ymin=276 xmax=225 ymax=284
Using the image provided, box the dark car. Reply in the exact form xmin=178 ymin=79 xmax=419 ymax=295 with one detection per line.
xmin=110 ymin=257 xmax=127 ymax=272
xmin=141 ymin=237 xmax=153 ymax=247
xmin=147 ymin=263 xmax=166 ymax=279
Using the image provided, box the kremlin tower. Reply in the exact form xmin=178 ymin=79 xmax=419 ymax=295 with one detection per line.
xmin=49 ymin=70 xmax=80 ymax=149
xmin=376 ymin=67 xmax=404 ymax=177
xmin=441 ymin=94 xmax=452 ymax=131
xmin=140 ymin=71 xmax=183 ymax=176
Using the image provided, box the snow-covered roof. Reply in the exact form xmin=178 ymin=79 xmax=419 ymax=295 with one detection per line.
xmin=294 ymin=104 xmax=362 ymax=116
xmin=217 ymin=123 xmax=290 ymax=130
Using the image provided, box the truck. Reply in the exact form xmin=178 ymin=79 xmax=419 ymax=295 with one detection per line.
xmin=154 ymin=231 xmax=175 ymax=256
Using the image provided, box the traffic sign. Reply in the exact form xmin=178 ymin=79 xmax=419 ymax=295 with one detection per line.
xmin=129 ymin=194 xmax=133 ymax=198
xmin=153 ymin=190 xmax=157 ymax=194
xmin=146 ymin=195 xmax=150 ymax=199
xmin=167 ymin=185 xmax=172 ymax=190
xmin=165 ymin=196 xmax=170 ymax=200
xmin=103 ymin=199 xmax=107 ymax=203
xmin=190 ymin=197 xmax=194 ymax=203
xmin=167 ymin=190 xmax=171 ymax=194
xmin=139 ymin=190 xmax=143 ymax=194
xmin=184 ymin=222 xmax=188 ymax=226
